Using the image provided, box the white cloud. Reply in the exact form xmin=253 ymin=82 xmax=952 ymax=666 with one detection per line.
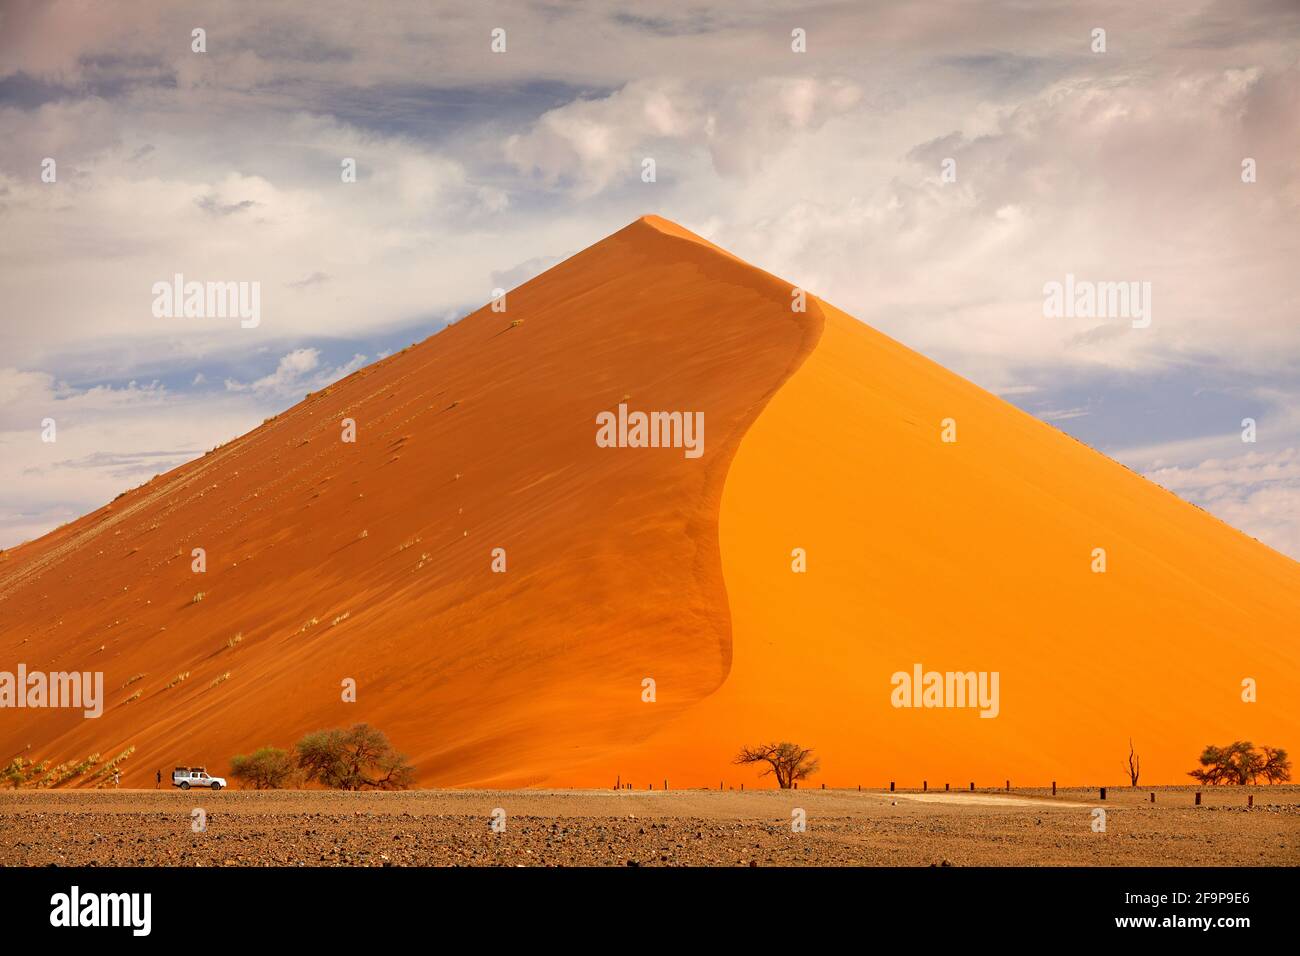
xmin=223 ymin=348 xmax=367 ymax=399
xmin=225 ymin=347 xmax=320 ymax=396
xmin=0 ymin=367 xmax=264 ymax=548
xmin=504 ymin=77 xmax=862 ymax=195
xmin=1145 ymin=448 xmax=1300 ymax=559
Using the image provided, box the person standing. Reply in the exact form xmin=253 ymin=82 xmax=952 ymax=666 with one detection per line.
xmin=155 ymin=769 xmax=162 ymax=789
xmin=113 ymin=770 xmax=121 ymax=789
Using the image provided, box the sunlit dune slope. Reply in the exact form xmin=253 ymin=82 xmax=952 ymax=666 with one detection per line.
xmin=602 ymin=303 xmax=1300 ymax=788
xmin=0 ymin=216 xmax=819 ymax=787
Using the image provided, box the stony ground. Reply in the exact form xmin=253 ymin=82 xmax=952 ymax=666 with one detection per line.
xmin=1 ymin=786 xmax=1296 ymax=866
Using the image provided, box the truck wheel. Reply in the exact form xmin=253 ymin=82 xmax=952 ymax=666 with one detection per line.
xmin=211 ymin=782 xmax=222 ymax=790
xmin=180 ymin=782 xmax=190 ymax=790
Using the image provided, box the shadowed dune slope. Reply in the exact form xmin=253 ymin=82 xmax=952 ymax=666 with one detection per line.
xmin=0 ymin=216 xmax=820 ymax=787
xmin=601 ymin=304 xmax=1300 ymax=788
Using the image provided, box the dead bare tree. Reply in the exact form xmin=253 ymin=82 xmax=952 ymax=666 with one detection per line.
xmin=734 ymin=741 xmax=819 ymax=789
xmin=1126 ymin=737 xmax=1140 ymax=787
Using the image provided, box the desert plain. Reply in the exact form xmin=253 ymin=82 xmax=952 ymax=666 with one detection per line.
xmin=1 ymin=785 xmax=1295 ymax=867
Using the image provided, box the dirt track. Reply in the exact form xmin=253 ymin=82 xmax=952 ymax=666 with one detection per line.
xmin=2 ymin=786 xmax=1296 ymax=867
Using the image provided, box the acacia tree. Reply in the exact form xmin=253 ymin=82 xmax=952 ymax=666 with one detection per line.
xmin=295 ymin=724 xmax=415 ymax=790
xmin=1188 ymin=741 xmax=1291 ymax=785
xmin=1125 ymin=738 xmax=1140 ymax=787
xmin=1259 ymin=746 xmax=1292 ymax=784
xmin=734 ymin=741 xmax=819 ymax=789
xmin=229 ymin=746 xmax=298 ymax=789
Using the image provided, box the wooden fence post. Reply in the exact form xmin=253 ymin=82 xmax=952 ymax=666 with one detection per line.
xmin=969 ymin=782 xmax=974 ymax=791
xmin=923 ymin=780 xmax=927 ymax=791
xmin=890 ymin=781 xmax=895 ymax=792
xmin=1150 ymin=792 xmax=1155 ymax=803
xmin=1100 ymin=787 xmax=1107 ymax=800
xmin=1052 ymin=781 xmax=1057 ymax=796
xmin=1195 ymin=791 xmax=1201 ymax=806
xmin=1248 ymin=794 xmax=1254 ymax=808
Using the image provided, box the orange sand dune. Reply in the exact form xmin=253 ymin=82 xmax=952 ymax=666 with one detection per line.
xmin=604 ymin=301 xmax=1300 ymax=788
xmin=0 ymin=215 xmax=817 ymax=786
xmin=2 ymin=216 xmax=1296 ymax=790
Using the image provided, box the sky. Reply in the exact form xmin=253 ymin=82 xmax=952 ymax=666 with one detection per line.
xmin=1 ymin=0 xmax=1297 ymax=558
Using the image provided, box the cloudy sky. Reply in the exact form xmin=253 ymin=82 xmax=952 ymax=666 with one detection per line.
xmin=1 ymin=0 xmax=1297 ymax=558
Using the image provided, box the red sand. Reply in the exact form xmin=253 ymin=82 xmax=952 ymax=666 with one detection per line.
xmin=2 ymin=216 xmax=1297 ymax=789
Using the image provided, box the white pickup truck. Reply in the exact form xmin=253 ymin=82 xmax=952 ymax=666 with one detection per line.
xmin=172 ymin=766 xmax=226 ymax=790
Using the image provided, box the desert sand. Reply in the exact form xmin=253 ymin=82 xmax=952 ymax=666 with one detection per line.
xmin=1 ymin=786 xmax=1295 ymax=867
xmin=1 ymin=215 xmax=1297 ymax=790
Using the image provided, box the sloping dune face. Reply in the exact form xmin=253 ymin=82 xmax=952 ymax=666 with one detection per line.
xmin=0 ymin=216 xmax=819 ymax=787
xmin=604 ymin=305 xmax=1300 ymax=788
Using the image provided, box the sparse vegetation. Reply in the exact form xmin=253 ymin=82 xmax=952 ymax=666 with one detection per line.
xmin=1188 ymin=741 xmax=1291 ymax=785
xmin=2 ymin=757 xmax=44 ymax=789
xmin=210 ymin=671 xmax=231 ymax=688
xmin=734 ymin=741 xmax=820 ymax=789
xmin=90 ymin=746 xmax=135 ymax=787
xmin=121 ymin=673 xmax=146 ymax=689
xmin=121 ymin=690 xmax=142 ymax=704
xmin=1126 ymin=737 xmax=1141 ymax=787
xmin=191 ymin=592 xmax=205 ymax=604
xmin=226 ymin=632 xmax=243 ymax=650
xmin=330 ymin=612 xmax=350 ymax=627
xmin=165 ymin=672 xmax=190 ymax=689
xmin=4 ymin=750 xmax=147 ymax=790
xmin=294 ymin=724 xmax=414 ymax=791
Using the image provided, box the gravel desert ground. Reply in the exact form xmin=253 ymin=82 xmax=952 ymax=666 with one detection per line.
xmin=3 ymin=786 xmax=1296 ymax=867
